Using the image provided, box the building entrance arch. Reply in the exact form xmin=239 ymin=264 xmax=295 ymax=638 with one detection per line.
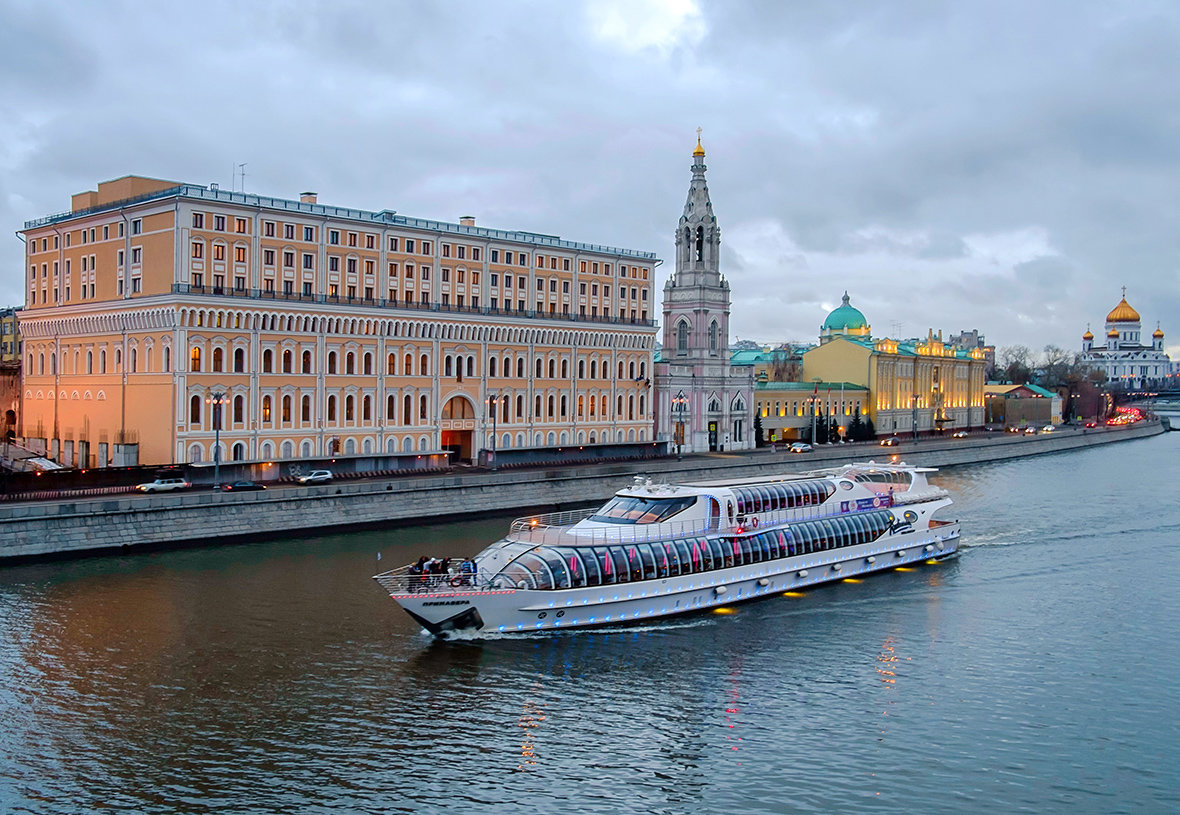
xmin=440 ymin=395 xmax=476 ymax=463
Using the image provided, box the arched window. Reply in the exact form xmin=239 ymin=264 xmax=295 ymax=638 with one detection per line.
xmin=212 ymin=347 xmax=223 ymax=372
xmin=130 ymin=349 xmax=137 ymax=373
xmin=419 ymin=394 xmax=428 ymax=420
xmin=190 ymin=347 xmax=201 ymax=371
xmin=562 ymin=359 xmax=569 ymax=378
xmin=590 ymin=360 xmax=598 ymax=379
xmin=709 ymin=321 xmax=719 ymax=352
xmin=301 ymin=395 xmax=311 ymax=423
xmin=262 ymin=395 xmax=272 ymax=423
xmin=516 ymin=394 xmax=524 ymax=419
xmin=363 ymin=353 xmax=372 ymax=376
xmin=404 ymin=394 xmax=412 ymax=425
xmin=327 ymin=395 xmax=337 ymax=422
xmin=100 ymin=349 xmax=107 ymax=373
xmin=387 ymin=353 xmax=396 ymax=375
xmin=189 ymin=395 xmax=201 ymax=425
xmin=346 ymin=352 xmax=355 ymax=375
xmin=86 ymin=351 xmax=93 ymax=374
xmin=163 ymin=346 xmax=170 ymax=372
xmin=489 ymin=356 xmax=497 ymax=377
xmin=363 ymin=395 xmax=371 ymax=421
xmin=420 ymin=354 xmax=429 ymax=375
xmin=535 ymin=358 xmax=543 ymax=378
xmin=404 ymin=353 xmax=412 ymax=374
xmin=283 ymin=350 xmax=292 ymax=373
xmin=302 ymin=350 xmax=312 ymax=374
xmin=516 ymin=357 xmax=524 ymax=378
xmin=262 ymin=349 xmax=273 ymax=373
xmin=676 ymin=321 xmax=689 ymax=352
xmin=549 ymin=359 xmax=556 ymax=379
xmin=445 ymin=356 xmax=453 ymax=377
xmin=695 ymin=225 xmax=704 ymax=261
xmin=467 ymin=357 xmax=474 ymax=377
xmin=387 ymin=394 xmax=395 ymax=423
xmin=234 ymin=348 xmax=245 ymax=372
xmin=232 ymin=442 xmax=246 ymax=461
xmin=281 ymin=395 xmax=292 ymax=423
xmin=233 ymin=395 xmax=244 ymax=424
xmin=328 ymin=352 xmax=337 ymax=374
xmin=578 ymin=359 xmax=585 ymax=378
xmin=345 ymin=395 xmax=355 ymax=421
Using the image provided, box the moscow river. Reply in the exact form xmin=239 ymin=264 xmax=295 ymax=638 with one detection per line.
xmin=2 ymin=433 xmax=1178 ymax=814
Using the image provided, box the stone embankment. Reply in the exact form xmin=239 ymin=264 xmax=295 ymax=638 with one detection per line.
xmin=0 ymin=421 xmax=1164 ymax=562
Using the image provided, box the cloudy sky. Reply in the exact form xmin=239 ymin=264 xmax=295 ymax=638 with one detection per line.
xmin=3 ymin=0 xmax=1179 ymax=356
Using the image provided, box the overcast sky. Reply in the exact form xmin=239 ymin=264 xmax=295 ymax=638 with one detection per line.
xmin=3 ymin=0 xmax=1179 ymax=357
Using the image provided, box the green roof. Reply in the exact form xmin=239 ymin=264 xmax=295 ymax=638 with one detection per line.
xmin=755 ymin=381 xmax=868 ymax=392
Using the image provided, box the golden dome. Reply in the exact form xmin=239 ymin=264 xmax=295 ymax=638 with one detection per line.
xmin=1082 ymin=329 xmax=1093 ymax=340
xmin=1105 ymin=295 xmax=1140 ymax=323
xmin=1154 ymin=326 xmax=1165 ymax=338
xmin=1107 ymin=328 xmax=1119 ymax=338
xmin=693 ymin=135 xmax=705 ymax=157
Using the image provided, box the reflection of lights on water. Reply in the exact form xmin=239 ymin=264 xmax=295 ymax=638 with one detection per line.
xmin=782 ymin=591 xmax=805 ymax=597
xmin=842 ymin=578 xmax=862 ymax=583
xmin=517 ymin=697 xmax=546 ymax=772
xmin=712 ymin=607 xmax=735 ymax=615
xmin=895 ymin=567 xmax=914 ymax=572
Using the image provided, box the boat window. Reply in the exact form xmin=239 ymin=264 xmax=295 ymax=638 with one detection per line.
xmin=552 ymin=548 xmax=588 ymax=588
xmin=708 ymin=498 xmax=721 ymax=530
xmin=592 ymin=547 xmax=616 ymax=584
xmin=590 ymin=495 xmax=698 ymax=524
xmin=498 ymin=560 xmax=539 ymax=590
xmin=625 ymin=546 xmax=644 ymax=581
xmin=751 ymin=489 xmax=763 ymax=513
xmin=735 ymin=493 xmax=746 ymax=516
xmin=606 ymin=546 xmax=629 ymax=582
xmin=672 ymin=539 xmax=692 ymax=574
xmin=691 ymin=538 xmax=709 ymax=572
xmin=633 ymin=543 xmax=657 ymax=579
xmin=533 ymin=550 xmax=566 ymax=589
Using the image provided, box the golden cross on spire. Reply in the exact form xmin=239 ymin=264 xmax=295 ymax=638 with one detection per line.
xmin=1122 ymin=285 xmax=1127 ymax=298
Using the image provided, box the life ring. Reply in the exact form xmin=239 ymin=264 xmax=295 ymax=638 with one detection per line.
xmin=448 ymin=576 xmax=464 ymax=588
xmin=751 ymin=517 xmax=759 ymax=529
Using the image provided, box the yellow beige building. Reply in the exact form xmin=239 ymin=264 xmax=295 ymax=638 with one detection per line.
xmin=802 ymin=294 xmax=987 ymax=435
xmin=20 ymin=176 xmax=658 ymax=467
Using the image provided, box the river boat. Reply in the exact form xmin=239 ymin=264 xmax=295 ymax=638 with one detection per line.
xmin=373 ymin=462 xmax=960 ymax=637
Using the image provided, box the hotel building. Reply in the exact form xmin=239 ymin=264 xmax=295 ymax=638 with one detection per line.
xmin=19 ymin=176 xmax=658 ymax=467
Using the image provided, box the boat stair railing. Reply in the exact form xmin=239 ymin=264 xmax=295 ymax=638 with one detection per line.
xmin=373 ymin=564 xmax=496 ymax=596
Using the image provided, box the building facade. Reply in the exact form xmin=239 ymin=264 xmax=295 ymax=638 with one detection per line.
xmin=803 ymin=294 xmax=987 ymax=435
xmin=20 ymin=176 xmax=659 ymax=467
xmin=1080 ymin=290 xmax=1172 ymax=390
xmin=654 ymin=139 xmax=755 ymax=453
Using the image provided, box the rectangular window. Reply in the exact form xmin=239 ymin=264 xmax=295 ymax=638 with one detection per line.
xmin=505 ymin=251 xmax=513 ymax=265
xmin=491 ymin=297 xmax=498 ymax=310
xmin=264 ymin=278 xmax=274 ymax=292
xmin=441 ymin=293 xmax=449 ymax=305
xmin=420 ymin=241 xmax=431 ymax=255
xmin=442 ymin=268 xmax=450 ymax=282
xmin=365 ymin=286 xmax=373 ymax=300
xmin=442 ymin=244 xmax=451 ymax=258
xmin=365 ymin=234 xmax=374 ymax=249
xmin=132 ymin=247 xmax=142 ymax=263
xmin=348 ymin=232 xmax=357 ymax=247
xmin=472 ymin=247 xmax=481 ymax=261
xmin=471 ymin=271 xmax=479 ymax=285
xmin=235 ymin=218 xmax=247 ymax=234
xmin=284 ymin=280 xmax=294 ymax=294
xmin=329 ymin=230 xmax=340 ymax=245
xmin=117 ymin=223 xmax=123 ymax=237
xmin=264 ymin=249 xmax=275 ymax=265
xmin=388 ymin=236 xmax=399 ymax=251
xmin=304 ymin=226 xmax=315 ymax=242
xmin=563 ymin=258 xmax=570 ymax=271
xmin=212 ymin=244 xmax=225 ymax=261
xmin=491 ymin=249 xmax=499 ymax=263
xmin=283 ymin=251 xmax=294 ymax=267
xmin=303 ymin=282 xmax=313 ymax=295
xmin=234 ymin=246 xmax=247 ymax=263
xmin=421 ymin=267 xmax=429 ymax=281
xmin=504 ymin=274 xmax=511 ymax=289
xmin=520 ymin=254 xmax=527 ymax=266
xmin=329 ymin=256 xmax=339 ymax=272
xmin=132 ymin=277 xmax=141 ymax=293
xmin=404 ymin=238 xmax=414 ymax=253
xmin=117 ymin=250 xmax=124 ymax=267
xmin=347 ymin=258 xmax=356 ymax=274
xmin=303 ymin=253 xmax=314 ymax=269
xmin=490 ymin=273 xmax=498 ymax=287
xmin=235 ymin=275 xmax=245 ymax=290
xmin=457 ymin=246 xmax=465 ymax=259
xmin=347 ymin=285 xmax=356 ymax=299
xmin=405 ymin=264 xmax=414 ymax=279
xmin=132 ymin=219 xmax=142 ymax=235
xmin=192 ymin=242 xmax=203 ymax=259
xmin=364 ymin=259 xmax=374 ymax=275
xmin=389 ymin=262 xmax=398 ymax=277
xmin=213 ymin=215 xmax=225 ymax=231
xmin=264 ymin=221 xmax=275 ymax=237
xmin=284 ymin=224 xmax=295 ymax=239
xmin=193 ymin=213 xmax=204 ymax=228
xmin=563 ymin=281 xmax=570 ymax=294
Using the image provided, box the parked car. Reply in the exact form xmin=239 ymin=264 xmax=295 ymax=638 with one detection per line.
xmin=1040 ymin=425 xmax=1055 ymax=433
xmin=951 ymin=430 xmax=969 ymax=438
xmin=788 ymin=442 xmax=813 ymax=453
xmin=1005 ymin=426 xmax=1022 ymax=433
xmin=222 ymin=480 xmax=266 ymax=492
xmin=1084 ymin=421 xmax=1098 ymax=428
xmin=1024 ymin=427 xmax=1037 ymax=435
xmin=136 ymin=477 xmax=191 ymax=493
xmin=879 ymin=437 xmax=900 ymax=447
xmin=297 ymin=469 xmax=333 ymax=484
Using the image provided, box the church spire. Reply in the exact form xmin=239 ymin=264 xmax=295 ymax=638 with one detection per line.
xmin=676 ymin=130 xmax=720 ymax=281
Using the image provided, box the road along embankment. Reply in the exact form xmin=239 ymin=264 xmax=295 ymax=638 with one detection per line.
xmin=0 ymin=421 xmax=1163 ymax=562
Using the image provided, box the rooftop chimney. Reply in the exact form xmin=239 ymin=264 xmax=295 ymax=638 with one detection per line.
xmin=301 ymin=191 xmax=318 ymax=204
xmin=209 ymin=182 xmax=219 ymax=190
xmin=459 ymin=215 xmax=476 ymax=226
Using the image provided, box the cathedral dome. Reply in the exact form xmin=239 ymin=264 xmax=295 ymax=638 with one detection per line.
xmin=1154 ymin=326 xmax=1165 ymax=338
xmin=823 ymin=292 xmax=868 ymax=331
xmin=693 ymin=135 xmax=705 ymax=158
xmin=1082 ymin=329 xmax=1094 ymax=341
xmin=1106 ymin=295 xmax=1141 ymax=323
xmin=1107 ymin=328 xmax=1119 ymax=338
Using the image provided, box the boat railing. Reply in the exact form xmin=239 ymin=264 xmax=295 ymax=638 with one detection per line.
xmin=373 ymin=564 xmax=496 ymax=596
xmin=505 ymin=516 xmax=716 ymax=548
xmin=509 ymin=507 xmax=599 ymax=534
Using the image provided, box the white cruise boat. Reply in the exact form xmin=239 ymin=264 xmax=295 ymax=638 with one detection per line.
xmin=373 ymin=462 xmax=960 ymax=637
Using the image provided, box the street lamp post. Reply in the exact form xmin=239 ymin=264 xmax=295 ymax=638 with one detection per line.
xmin=811 ymin=378 xmax=822 ymax=444
xmin=207 ymin=391 xmax=226 ymax=490
xmin=488 ymin=392 xmax=498 ymax=470
xmin=673 ymin=390 xmax=687 ymax=460
xmin=912 ymin=393 xmax=919 ymax=442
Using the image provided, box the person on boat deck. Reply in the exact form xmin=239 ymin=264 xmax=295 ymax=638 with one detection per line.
xmin=459 ymin=559 xmax=476 ymax=584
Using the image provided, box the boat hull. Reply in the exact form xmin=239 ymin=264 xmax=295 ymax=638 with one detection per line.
xmin=387 ymin=522 xmax=960 ymax=637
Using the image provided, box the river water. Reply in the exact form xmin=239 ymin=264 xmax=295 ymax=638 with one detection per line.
xmin=2 ymin=434 xmax=1178 ymax=814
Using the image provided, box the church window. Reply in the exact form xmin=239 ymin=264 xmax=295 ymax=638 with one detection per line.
xmin=709 ymin=321 xmax=718 ymax=352
xmin=677 ymin=321 xmax=689 ymax=353
xmin=695 ymin=226 xmax=704 ymax=261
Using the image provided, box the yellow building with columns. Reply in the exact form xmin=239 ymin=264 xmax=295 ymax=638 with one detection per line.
xmin=802 ymin=294 xmax=987 ymax=435
xmin=19 ymin=176 xmax=658 ymax=467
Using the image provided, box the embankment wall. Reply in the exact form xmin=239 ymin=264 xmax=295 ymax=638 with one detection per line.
xmin=0 ymin=421 xmax=1163 ymax=562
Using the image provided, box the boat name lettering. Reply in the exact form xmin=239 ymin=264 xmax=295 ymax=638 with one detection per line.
xmin=422 ymin=600 xmax=472 ymax=607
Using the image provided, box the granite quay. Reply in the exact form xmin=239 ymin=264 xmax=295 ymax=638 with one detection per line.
xmin=0 ymin=420 xmax=1162 ymax=562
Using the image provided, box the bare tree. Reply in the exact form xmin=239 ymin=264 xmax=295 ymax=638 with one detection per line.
xmin=998 ymin=345 xmax=1033 ymax=384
